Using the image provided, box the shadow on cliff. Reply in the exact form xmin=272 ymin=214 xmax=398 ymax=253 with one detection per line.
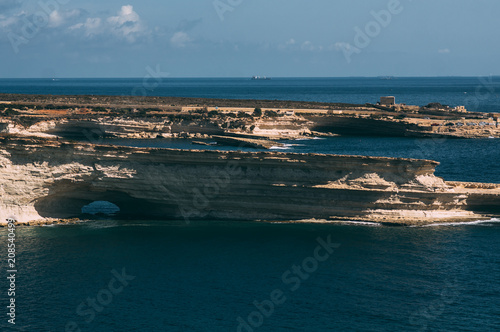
xmin=34 ymin=182 xmax=180 ymax=220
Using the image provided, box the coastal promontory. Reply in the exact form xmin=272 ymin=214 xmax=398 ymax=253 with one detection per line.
xmin=1 ymin=94 xmax=499 ymax=226
xmin=1 ymin=136 xmax=498 ymax=226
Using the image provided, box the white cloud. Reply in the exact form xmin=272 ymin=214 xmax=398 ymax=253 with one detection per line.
xmin=70 ymin=17 xmax=102 ymax=37
xmin=0 ymin=13 xmax=18 ymax=28
xmin=332 ymin=42 xmax=360 ymax=54
xmin=68 ymin=5 xmax=147 ymax=43
xmin=107 ymin=5 xmax=144 ymax=42
xmin=49 ymin=9 xmax=82 ymax=28
xmin=108 ymin=5 xmax=139 ymax=26
xmin=301 ymin=41 xmax=315 ymax=51
xmin=334 ymin=42 xmax=348 ymax=51
xmin=170 ymin=31 xmax=191 ymax=48
xmin=438 ymin=48 xmax=450 ymax=54
xmin=278 ymin=38 xmax=296 ymax=51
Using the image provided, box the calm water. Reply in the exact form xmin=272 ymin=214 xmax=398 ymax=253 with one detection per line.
xmin=1 ymin=78 xmax=499 ymax=331
xmin=1 ymin=77 xmax=500 ymax=113
xmin=1 ymin=220 xmax=499 ymax=331
xmin=100 ymin=137 xmax=500 ymax=184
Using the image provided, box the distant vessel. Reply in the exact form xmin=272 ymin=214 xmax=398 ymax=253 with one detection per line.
xmin=252 ymin=76 xmax=271 ymax=80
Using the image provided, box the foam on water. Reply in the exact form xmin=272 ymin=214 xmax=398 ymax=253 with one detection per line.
xmin=419 ymin=218 xmax=500 ymax=228
xmin=270 ymin=220 xmax=382 ymax=227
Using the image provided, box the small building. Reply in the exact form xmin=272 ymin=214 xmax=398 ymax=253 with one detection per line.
xmin=493 ymin=114 xmax=500 ymax=127
xmin=453 ymin=106 xmax=467 ymax=113
xmin=380 ymin=96 xmax=396 ymax=106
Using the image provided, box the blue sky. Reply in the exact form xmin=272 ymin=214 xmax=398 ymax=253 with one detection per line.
xmin=0 ymin=0 xmax=499 ymax=77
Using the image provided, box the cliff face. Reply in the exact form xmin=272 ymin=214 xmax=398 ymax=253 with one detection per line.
xmin=310 ymin=116 xmax=416 ymax=137
xmin=29 ymin=117 xmax=313 ymax=140
xmin=1 ymin=137 xmax=498 ymax=225
xmin=3 ymin=111 xmax=499 ymax=142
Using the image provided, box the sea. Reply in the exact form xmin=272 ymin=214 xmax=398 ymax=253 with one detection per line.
xmin=1 ymin=77 xmax=499 ymax=331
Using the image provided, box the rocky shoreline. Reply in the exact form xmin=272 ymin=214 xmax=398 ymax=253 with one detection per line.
xmin=1 ymin=94 xmax=499 ymax=226
xmin=1 ymin=93 xmax=499 ymax=143
xmin=1 ymin=136 xmax=499 ymax=226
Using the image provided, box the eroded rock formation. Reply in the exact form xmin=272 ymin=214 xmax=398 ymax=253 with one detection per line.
xmin=1 ymin=136 xmax=499 ymax=225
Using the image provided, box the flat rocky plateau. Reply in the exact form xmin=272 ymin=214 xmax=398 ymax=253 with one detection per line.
xmin=1 ymin=136 xmax=498 ymax=226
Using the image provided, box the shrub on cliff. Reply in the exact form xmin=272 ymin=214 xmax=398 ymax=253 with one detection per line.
xmin=228 ymin=120 xmax=246 ymax=129
xmin=424 ymin=103 xmax=448 ymax=109
xmin=170 ymin=114 xmax=203 ymax=121
xmin=253 ymin=108 xmax=262 ymax=117
xmin=4 ymin=108 xmax=20 ymax=116
xmin=238 ymin=111 xmax=252 ymax=118
xmin=92 ymin=107 xmax=108 ymax=113
xmin=264 ymin=110 xmax=279 ymax=118
xmin=192 ymin=108 xmax=208 ymax=114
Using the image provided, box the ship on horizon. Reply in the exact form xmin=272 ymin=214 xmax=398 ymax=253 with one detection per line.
xmin=251 ymin=76 xmax=271 ymax=80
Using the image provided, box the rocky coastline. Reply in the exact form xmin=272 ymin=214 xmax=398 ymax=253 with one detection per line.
xmin=0 ymin=93 xmax=499 ymax=143
xmin=1 ymin=136 xmax=498 ymax=227
xmin=1 ymin=94 xmax=499 ymax=226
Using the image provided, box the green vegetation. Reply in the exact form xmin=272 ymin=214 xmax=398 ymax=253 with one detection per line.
xmin=227 ymin=120 xmax=247 ymax=129
xmin=3 ymin=108 xmax=20 ymax=116
xmin=253 ymin=108 xmax=262 ymax=117
xmin=168 ymin=114 xmax=203 ymax=121
xmin=192 ymin=108 xmax=208 ymax=114
xmin=237 ymin=111 xmax=252 ymax=118
xmin=264 ymin=110 xmax=279 ymax=117
xmin=92 ymin=107 xmax=108 ymax=113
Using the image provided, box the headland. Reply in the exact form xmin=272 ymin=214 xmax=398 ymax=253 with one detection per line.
xmin=0 ymin=93 xmax=498 ymax=142
xmin=0 ymin=94 xmax=499 ymax=226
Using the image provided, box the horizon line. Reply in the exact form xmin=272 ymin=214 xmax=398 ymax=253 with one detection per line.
xmin=1 ymin=75 xmax=500 ymax=80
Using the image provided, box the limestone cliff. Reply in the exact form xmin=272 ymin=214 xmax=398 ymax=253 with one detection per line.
xmin=1 ymin=136 xmax=499 ymax=225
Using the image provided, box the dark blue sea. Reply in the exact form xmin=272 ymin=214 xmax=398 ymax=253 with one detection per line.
xmin=1 ymin=78 xmax=500 ymax=331
xmin=1 ymin=77 xmax=500 ymax=113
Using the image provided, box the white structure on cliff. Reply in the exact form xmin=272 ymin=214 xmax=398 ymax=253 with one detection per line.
xmin=380 ymin=96 xmax=396 ymax=106
xmin=453 ymin=106 xmax=467 ymax=113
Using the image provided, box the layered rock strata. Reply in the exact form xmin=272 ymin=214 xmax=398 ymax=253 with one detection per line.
xmin=1 ymin=136 xmax=498 ymax=225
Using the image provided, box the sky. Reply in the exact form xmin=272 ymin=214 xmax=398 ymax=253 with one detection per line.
xmin=0 ymin=0 xmax=499 ymax=78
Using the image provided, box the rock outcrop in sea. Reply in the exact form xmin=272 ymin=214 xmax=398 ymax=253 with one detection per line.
xmin=1 ymin=136 xmax=498 ymax=226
